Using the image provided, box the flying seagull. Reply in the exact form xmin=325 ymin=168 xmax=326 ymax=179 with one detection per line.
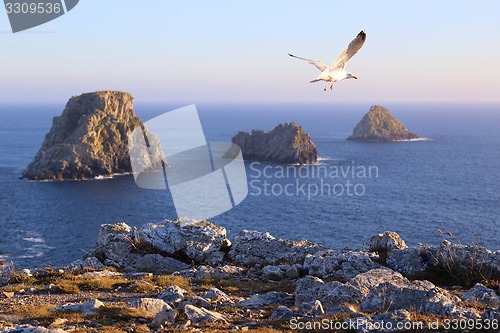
xmin=289 ymin=30 xmax=366 ymax=91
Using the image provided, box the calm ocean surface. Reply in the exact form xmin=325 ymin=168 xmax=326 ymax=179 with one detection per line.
xmin=0 ymin=102 xmax=499 ymax=268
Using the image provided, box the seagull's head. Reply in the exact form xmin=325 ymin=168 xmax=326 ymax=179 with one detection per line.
xmin=347 ymin=72 xmax=358 ymax=80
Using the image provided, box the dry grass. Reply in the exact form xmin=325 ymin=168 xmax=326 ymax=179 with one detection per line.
xmin=131 ymin=280 xmax=156 ymax=293
xmin=196 ymin=277 xmax=295 ymax=295
xmin=147 ymin=274 xmax=190 ymax=289
xmin=6 ymin=303 xmax=86 ymax=326
xmin=54 ymin=275 xmax=128 ymax=294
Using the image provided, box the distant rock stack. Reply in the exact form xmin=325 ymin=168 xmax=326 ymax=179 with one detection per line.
xmin=23 ymin=91 xmax=164 ymax=180
xmin=229 ymin=122 xmax=317 ymax=164
xmin=347 ymin=105 xmax=419 ymax=142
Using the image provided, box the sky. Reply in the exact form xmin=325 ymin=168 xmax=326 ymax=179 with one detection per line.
xmin=0 ymin=1 xmax=499 ymax=104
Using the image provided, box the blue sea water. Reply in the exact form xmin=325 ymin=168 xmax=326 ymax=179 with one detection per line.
xmin=0 ymin=102 xmax=499 ymax=268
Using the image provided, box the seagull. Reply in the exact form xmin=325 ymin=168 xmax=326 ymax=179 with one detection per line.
xmin=289 ymin=30 xmax=366 ymax=91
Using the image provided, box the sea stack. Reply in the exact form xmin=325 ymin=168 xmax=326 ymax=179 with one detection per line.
xmin=23 ymin=91 xmax=164 ymax=180
xmin=347 ymin=105 xmax=419 ymax=142
xmin=229 ymin=122 xmax=317 ymax=164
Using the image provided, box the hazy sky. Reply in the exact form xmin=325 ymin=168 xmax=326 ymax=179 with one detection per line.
xmin=1 ymin=1 xmax=499 ymax=103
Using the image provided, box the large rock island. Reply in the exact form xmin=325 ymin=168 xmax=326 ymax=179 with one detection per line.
xmin=347 ymin=105 xmax=419 ymax=142
xmin=230 ymin=122 xmax=317 ymax=164
xmin=23 ymin=91 xmax=164 ymax=180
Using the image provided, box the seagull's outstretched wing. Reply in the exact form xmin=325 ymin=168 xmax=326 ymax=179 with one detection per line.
xmin=288 ymin=53 xmax=328 ymax=71
xmin=331 ymin=31 xmax=366 ymax=69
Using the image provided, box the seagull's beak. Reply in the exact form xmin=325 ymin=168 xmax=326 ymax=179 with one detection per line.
xmin=353 ymin=76 xmax=358 ymax=79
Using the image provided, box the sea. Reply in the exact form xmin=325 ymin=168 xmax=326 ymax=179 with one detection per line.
xmin=0 ymin=102 xmax=499 ymax=269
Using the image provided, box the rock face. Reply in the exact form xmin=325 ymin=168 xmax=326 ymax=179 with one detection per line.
xmin=347 ymin=105 xmax=419 ymax=141
xmin=23 ymin=91 xmax=164 ymax=180
xmin=86 ymin=219 xmax=231 ymax=273
xmin=229 ymin=122 xmax=317 ymax=164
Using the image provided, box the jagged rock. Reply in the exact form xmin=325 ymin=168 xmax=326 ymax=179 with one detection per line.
xmin=347 ymin=105 xmax=419 ymax=141
xmin=303 ymin=249 xmax=380 ymax=280
xmin=482 ymin=308 xmax=500 ymax=320
xmin=461 ymin=283 xmax=499 ymax=308
xmin=23 ymin=91 xmax=164 ymax=180
xmin=199 ymin=288 xmax=233 ymax=304
xmin=295 ymin=275 xmax=362 ymax=313
xmin=181 ymin=296 xmax=213 ymax=310
xmin=297 ymin=300 xmax=325 ymax=317
xmin=137 ymin=219 xmax=231 ymax=266
xmin=236 ymin=292 xmax=293 ymax=309
xmin=345 ymin=309 xmax=413 ymax=333
xmin=183 ymin=304 xmax=228 ymax=326
xmin=0 ymin=326 xmax=68 ymax=333
xmin=285 ymin=265 xmax=301 ymax=279
xmin=177 ymin=265 xmax=245 ymax=279
xmin=132 ymin=298 xmax=171 ymax=316
xmin=86 ymin=220 xmax=229 ymax=273
xmin=420 ymin=241 xmax=500 ymax=282
xmin=159 ymin=285 xmax=187 ymax=305
xmin=51 ymin=298 xmax=104 ymax=315
xmin=270 ymin=306 xmax=294 ymax=320
xmin=296 ymin=269 xmax=479 ymax=318
xmin=151 ymin=308 xmax=177 ymax=328
xmin=368 ymin=231 xmax=407 ymax=252
xmin=229 ymin=122 xmax=317 ymax=164
xmin=68 ymin=257 xmax=105 ymax=271
xmin=262 ymin=265 xmax=285 ymax=281
xmin=229 ymin=230 xmax=325 ymax=266
xmin=385 ymin=248 xmax=429 ymax=276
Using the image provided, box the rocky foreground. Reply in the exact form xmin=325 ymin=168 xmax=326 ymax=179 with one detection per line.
xmin=0 ymin=221 xmax=499 ymax=333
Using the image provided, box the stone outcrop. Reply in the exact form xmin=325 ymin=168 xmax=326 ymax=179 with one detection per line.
xmin=228 ymin=229 xmax=326 ymax=266
xmin=85 ymin=219 xmax=231 ymax=273
xmin=347 ymin=105 xmax=419 ymax=141
xmin=2 ymin=227 xmax=498 ymax=332
xmin=229 ymin=122 xmax=317 ymax=164
xmin=23 ymin=91 xmax=164 ymax=180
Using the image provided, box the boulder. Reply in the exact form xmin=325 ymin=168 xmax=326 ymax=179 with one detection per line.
xmin=347 ymin=105 xmax=419 ymax=141
xmin=23 ymin=91 xmax=164 ymax=180
xmin=385 ymin=248 xmax=429 ymax=276
xmin=368 ymin=231 xmax=407 ymax=252
xmin=158 ymin=285 xmax=187 ymax=305
xmin=151 ymin=308 xmax=177 ymax=328
xmin=270 ymin=306 xmax=294 ymax=320
xmin=86 ymin=220 xmax=230 ymax=273
xmin=199 ymin=288 xmax=233 ymax=304
xmin=183 ymin=304 xmax=228 ymax=326
xmin=303 ymin=249 xmax=380 ymax=280
xmin=296 ymin=269 xmax=479 ymax=318
xmin=460 ymin=283 xmax=499 ymax=308
xmin=262 ymin=265 xmax=286 ymax=281
xmin=177 ymin=265 xmax=245 ymax=279
xmin=228 ymin=122 xmax=317 ymax=164
xmin=131 ymin=298 xmax=171 ymax=316
xmin=51 ymin=298 xmax=104 ymax=315
xmin=236 ymin=292 xmax=293 ymax=309
xmin=228 ymin=230 xmax=325 ymax=266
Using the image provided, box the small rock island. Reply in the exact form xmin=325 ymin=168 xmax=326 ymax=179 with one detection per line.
xmin=347 ymin=105 xmax=419 ymax=142
xmin=230 ymin=122 xmax=317 ymax=164
xmin=23 ymin=91 xmax=164 ymax=180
